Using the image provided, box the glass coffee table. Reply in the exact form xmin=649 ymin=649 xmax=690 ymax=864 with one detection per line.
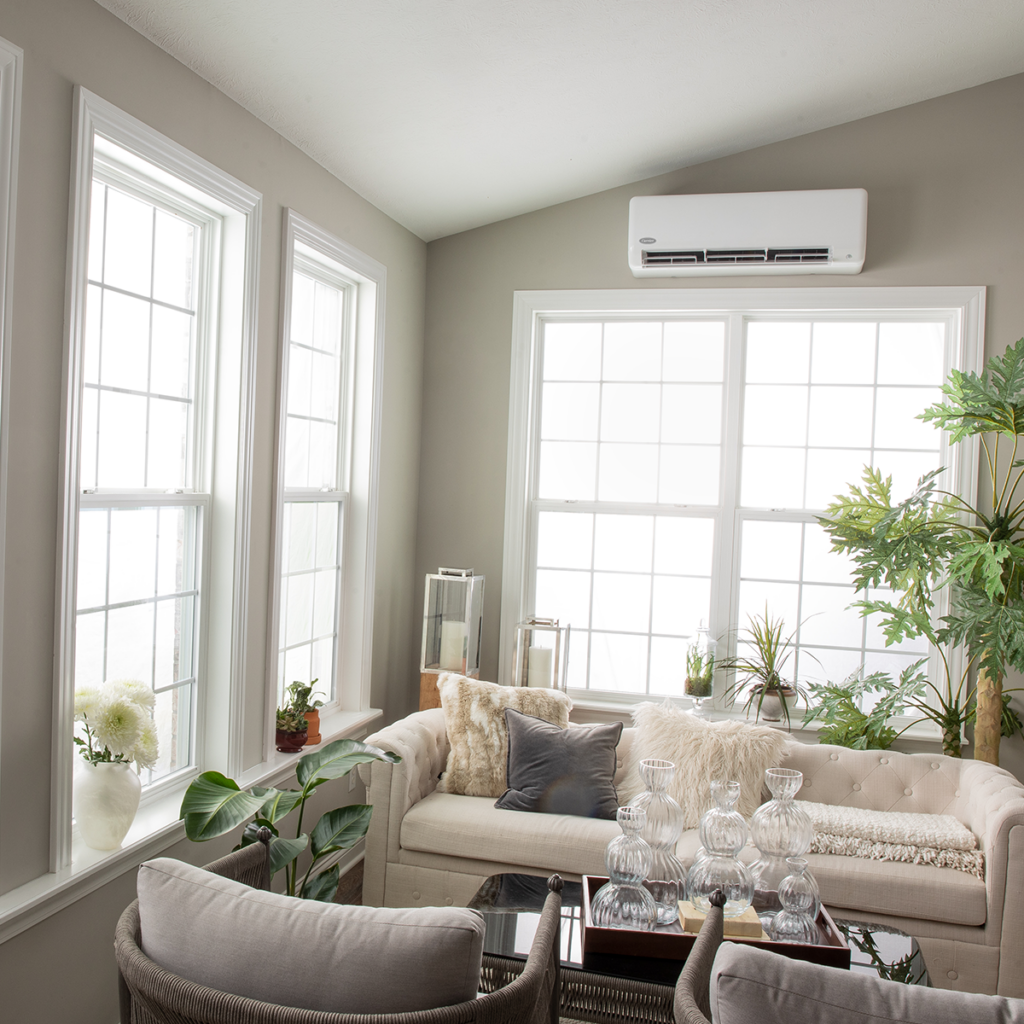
xmin=470 ymin=874 xmax=929 ymax=1024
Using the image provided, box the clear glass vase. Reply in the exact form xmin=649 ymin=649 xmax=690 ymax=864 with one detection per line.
xmin=632 ymin=759 xmax=687 ymax=924
xmin=591 ymin=806 xmax=658 ymax=930
xmin=769 ymin=857 xmax=821 ymax=944
xmin=750 ymin=767 xmax=813 ymax=912
xmin=686 ymin=780 xmax=754 ymax=918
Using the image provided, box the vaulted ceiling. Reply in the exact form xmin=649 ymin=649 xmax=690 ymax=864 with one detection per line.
xmin=96 ymin=0 xmax=1024 ymax=241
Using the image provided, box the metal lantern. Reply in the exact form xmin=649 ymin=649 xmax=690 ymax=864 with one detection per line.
xmin=513 ymin=617 xmax=570 ymax=691
xmin=419 ymin=567 xmax=484 ymax=710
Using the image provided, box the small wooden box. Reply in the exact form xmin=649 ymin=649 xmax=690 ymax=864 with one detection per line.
xmin=581 ymin=876 xmax=851 ymax=971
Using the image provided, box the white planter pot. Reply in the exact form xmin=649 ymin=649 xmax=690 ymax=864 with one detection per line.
xmin=74 ymin=761 xmax=142 ymax=850
xmin=758 ymin=691 xmax=784 ymax=722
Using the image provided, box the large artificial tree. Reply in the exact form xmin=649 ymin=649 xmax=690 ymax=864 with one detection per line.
xmin=820 ymin=337 xmax=1024 ymax=765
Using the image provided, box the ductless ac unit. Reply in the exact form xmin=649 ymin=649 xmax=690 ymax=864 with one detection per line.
xmin=627 ymin=188 xmax=867 ymax=277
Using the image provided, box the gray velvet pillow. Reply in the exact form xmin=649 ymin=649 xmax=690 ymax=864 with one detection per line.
xmin=137 ymin=858 xmax=485 ymax=1013
xmin=495 ymin=708 xmax=622 ymax=818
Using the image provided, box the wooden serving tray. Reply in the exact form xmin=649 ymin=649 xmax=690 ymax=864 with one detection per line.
xmin=581 ymin=875 xmax=851 ymax=971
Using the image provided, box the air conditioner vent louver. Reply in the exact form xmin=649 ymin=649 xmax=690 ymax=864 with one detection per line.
xmin=642 ymin=246 xmax=831 ymax=268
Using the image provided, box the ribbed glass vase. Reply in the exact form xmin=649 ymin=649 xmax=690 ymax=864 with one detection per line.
xmin=632 ymin=758 xmax=687 ymax=924
xmin=686 ymin=780 xmax=754 ymax=918
xmin=750 ymin=767 xmax=813 ymax=912
xmin=590 ymin=805 xmax=658 ymax=931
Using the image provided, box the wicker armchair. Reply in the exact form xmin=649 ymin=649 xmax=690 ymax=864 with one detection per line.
xmin=673 ymin=891 xmax=725 ymax=1024
xmin=115 ymin=837 xmax=563 ymax=1024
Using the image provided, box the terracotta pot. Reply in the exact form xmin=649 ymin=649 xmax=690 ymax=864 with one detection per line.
xmin=275 ymin=728 xmax=308 ymax=753
xmin=304 ymin=709 xmax=321 ymax=745
xmin=74 ymin=761 xmax=142 ymax=850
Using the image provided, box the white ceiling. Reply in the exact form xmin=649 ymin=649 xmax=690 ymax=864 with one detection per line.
xmin=95 ymin=0 xmax=1024 ymax=242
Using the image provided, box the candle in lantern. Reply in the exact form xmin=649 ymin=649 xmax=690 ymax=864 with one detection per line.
xmin=527 ymin=646 xmax=553 ymax=687
xmin=439 ymin=620 xmax=467 ymax=671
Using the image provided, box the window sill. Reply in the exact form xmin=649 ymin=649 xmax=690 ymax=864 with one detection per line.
xmin=569 ymin=696 xmax=946 ymax=745
xmin=0 ymin=707 xmax=382 ymax=946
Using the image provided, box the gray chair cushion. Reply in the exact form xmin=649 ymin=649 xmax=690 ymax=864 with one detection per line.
xmin=137 ymin=858 xmax=485 ymax=1013
xmin=710 ymin=941 xmax=1024 ymax=1024
xmin=495 ymin=709 xmax=622 ymax=818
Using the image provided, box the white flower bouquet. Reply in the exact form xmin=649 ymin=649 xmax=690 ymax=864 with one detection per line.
xmin=74 ymin=679 xmax=159 ymax=770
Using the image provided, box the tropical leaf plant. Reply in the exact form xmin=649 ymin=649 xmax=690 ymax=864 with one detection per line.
xmin=180 ymin=738 xmax=400 ymax=899
xmin=818 ymin=335 xmax=1024 ymax=764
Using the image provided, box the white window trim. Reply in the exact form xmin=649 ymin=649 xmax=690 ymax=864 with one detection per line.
xmin=0 ymin=35 xmax=21 ymax=830
xmin=54 ymin=87 xmax=262 ymax=873
xmin=267 ymin=210 xmax=386 ymax=754
xmin=501 ymin=287 xmax=986 ymax=719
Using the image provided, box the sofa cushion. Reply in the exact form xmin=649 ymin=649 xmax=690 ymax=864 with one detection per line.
xmin=403 ymin=791 xmax=619 ymax=876
xmin=495 ymin=710 xmax=622 ymax=818
xmin=619 ymin=699 xmax=788 ymax=825
xmin=672 ymin=831 xmax=986 ymax=927
xmin=709 ymin=941 xmax=1023 ymax=1024
xmin=137 ymin=858 xmax=485 ymax=1013
xmin=437 ymin=673 xmax=572 ymax=797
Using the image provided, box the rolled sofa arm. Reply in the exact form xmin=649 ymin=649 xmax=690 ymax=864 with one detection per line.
xmin=955 ymin=760 xmax=1024 ymax=996
xmin=358 ymin=708 xmax=450 ymax=906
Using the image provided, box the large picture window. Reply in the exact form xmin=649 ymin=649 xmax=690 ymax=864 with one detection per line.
xmin=501 ymin=289 xmax=985 ymax=707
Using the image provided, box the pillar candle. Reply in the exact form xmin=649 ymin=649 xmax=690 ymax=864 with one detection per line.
xmin=439 ymin=620 xmax=467 ymax=671
xmin=527 ymin=646 xmax=553 ymax=688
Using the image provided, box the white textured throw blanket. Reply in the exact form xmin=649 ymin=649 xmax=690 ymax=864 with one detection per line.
xmin=802 ymin=801 xmax=985 ymax=879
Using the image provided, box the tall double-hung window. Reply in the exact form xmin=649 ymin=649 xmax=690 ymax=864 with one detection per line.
xmin=56 ymin=89 xmax=260 ymax=867
xmin=501 ymin=288 xmax=985 ymax=707
xmin=268 ymin=211 xmax=386 ymax=727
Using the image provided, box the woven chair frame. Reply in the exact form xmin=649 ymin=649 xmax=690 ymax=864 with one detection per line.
xmin=115 ymin=841 xmax=562 ymax=1024
xmin=673 ymin=893 xmax=724 ymax=1024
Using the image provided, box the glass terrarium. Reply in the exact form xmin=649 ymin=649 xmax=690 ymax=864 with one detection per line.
xmin=512 ymin=617 xmax=569 ymax=690
xmin=684 ymin=622 xmax=717 ymax=716
xmin=420 ymin=567 xmax=484 ymax=709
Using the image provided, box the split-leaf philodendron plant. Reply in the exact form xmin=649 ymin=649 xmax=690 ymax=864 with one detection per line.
xmin=180 ymin=738 xmax=400 ymax=899
xmin=819 ymin=336 xmax=1024 ymax=765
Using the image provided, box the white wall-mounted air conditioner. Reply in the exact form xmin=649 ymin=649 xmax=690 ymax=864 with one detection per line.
xmin=627 ymin=188 xmax=867 ymax=277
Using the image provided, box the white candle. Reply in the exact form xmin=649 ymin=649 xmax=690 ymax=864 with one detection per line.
xmin=439 ymin=621 xmax=466 ymax=672
xmin=527 ymin=646 xmax=553 ymax=688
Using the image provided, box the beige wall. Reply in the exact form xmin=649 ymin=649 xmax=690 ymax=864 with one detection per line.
xmin=0 ymin=0 xmax=425 ymax=1017
xmin=419 ymin=73 xmax=1024 ymax=773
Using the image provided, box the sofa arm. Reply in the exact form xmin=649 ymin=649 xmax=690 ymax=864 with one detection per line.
xmin=955 ymin=760 xmax=1024 ymax=994
xmin=358 ymin=708 xmax=449 ymax=905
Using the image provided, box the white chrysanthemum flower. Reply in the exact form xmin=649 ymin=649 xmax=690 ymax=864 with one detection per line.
xmin=74 ymin=684 xmax=100 ymax=721
xmin=134 ymin=718 xmax=159 ymax=771
xmin=109 ymin=678 xmax=156 ymax=709
xmin=90 ymin=694 xmax=147 ymax=758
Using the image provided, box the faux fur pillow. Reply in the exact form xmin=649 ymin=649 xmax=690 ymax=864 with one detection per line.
xmin=618 ymin=700 xmax=788 ymax=827
xmin=437 ymin=674 xmax=572 ymax=797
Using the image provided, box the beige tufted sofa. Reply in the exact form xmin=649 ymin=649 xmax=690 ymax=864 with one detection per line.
xmin=358 ymin=708 xmax=1024 ymax=997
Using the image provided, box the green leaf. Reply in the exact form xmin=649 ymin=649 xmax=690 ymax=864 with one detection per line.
xmin=179 ymin=771 xmax=266 ymax=841
xmin=310 ymin=804 xmax=373 ymax=858
xmin=251 ymin=786 xmax=304 ymax=824
xmin=301 ymin=864 xmax=340 ymax=902
xmin=296 ymin=738 xmax=400 ymax=790
xmin=269 ymin=834 xmax=309 ymax=875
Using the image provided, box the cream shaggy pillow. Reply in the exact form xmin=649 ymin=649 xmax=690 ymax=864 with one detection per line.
xmin=618 ymin=700 xmax=788 ymax=827
xmin=437 ymin=674 xmax=572 ymax=797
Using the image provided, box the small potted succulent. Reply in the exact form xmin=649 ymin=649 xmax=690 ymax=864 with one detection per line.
xmin=286 ymin=679 xmax=326 ymax=745
xmin=275 ymin=701 xmax=308 ymax=753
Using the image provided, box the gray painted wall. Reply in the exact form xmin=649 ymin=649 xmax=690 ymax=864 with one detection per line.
xmin=0 ymin=0 xmax=425 ymax=1018
xmin=418 ymin=73 xmax=1024 ymax=776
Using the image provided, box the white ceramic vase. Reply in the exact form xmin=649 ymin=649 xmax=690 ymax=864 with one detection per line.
xmin=74 ymin=761 xmax=142 ymax=850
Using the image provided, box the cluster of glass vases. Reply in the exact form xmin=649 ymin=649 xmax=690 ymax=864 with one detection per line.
xmin=749 ymin=767 xmax=820 ymax=943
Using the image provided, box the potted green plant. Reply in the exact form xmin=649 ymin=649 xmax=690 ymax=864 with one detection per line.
xmin=720 ymin=607 xmax=807 ymax=726
xmin=275 ymin=701 xmax=308 ymax=753
xmin=180 ymin=738 xmax=400 ymax=900
xmin=818 ymin=336 xmax=1024 ymax=765
xmin=286 ymin=679 xmax=326 ymax=745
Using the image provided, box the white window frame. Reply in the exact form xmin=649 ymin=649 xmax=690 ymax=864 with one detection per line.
xmin=266 ymin=210 xmax=385 ymax=754
xmin=0 ymin=35 xmax=21 ymax=820
xmin=501 ymin=287 xmax=986 ymax=714
xmin=55 ymin=87 xmax=261 ymax=872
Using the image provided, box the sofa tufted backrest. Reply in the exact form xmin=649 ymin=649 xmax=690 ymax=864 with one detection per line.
xmin=613 ymin=728 xmax=634 ymax=790
xmin=782 ymin=742 xmax=964 ymax=817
